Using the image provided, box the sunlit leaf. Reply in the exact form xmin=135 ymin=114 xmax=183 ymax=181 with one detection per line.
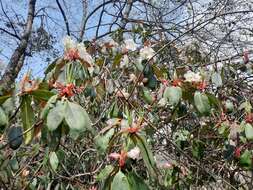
xmin=49 ymin=151 xmax=59 ymax=171
xmin=40 ymin=95 xmax=58 ymax=119
xmin=96 ymin=165 xmax=114 ymax=181
xmin=47 ymin=102 xmax=65 ymax=131
xmin=0 ymin=107 xmax=8 ymax=128
xmin=64 ymin=101 xmax=93 ymax=133
xmin=111 ymin=170 xmax=130 ymax=190
xmin=31 ymin=89 xmax=55 ymax=101
xmin=194 ymin=91 xmax=211 ymax=115
xmin=20 ymin=95 xmax=34 ymax=144
xmin=245 ymin=123 xmax=253 ymax=140
xmin=163 ymin=86 xmax=182 ymax=106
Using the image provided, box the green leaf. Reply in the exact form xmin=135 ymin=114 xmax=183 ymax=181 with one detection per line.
xmin=133 ymin=134 xmax=156 ymax=177
xmin=245 ymin=123 xmax=253 ymax=140
xmin=8 ymin=127 xmax=23 ymax=150
xmin=0 ymin=107 xmax=8 ymax=127
xmin=49 ymin=152 xmax=59 ymax=171
xmin=111 ymin=170 xmax=130 ymax=190
xmin=206 ymin=93 xmax=221 ymax=110
xmin=9 ymin=159 xmax=19 ymax=171
xmin=127 ymin=171 xmax=150 ymax=190
xmin=192 ymin=140 xmax=205 ymax=159
xmin=239 ymin=101 xmax=252 ymax=113
xmin=47 ymin=102 xmax=65 ymax=131
xmin=96 ymin=165 xmax=114 ymax=181
xmin=40 ymin=95 xmax=58 ymax=119
xmin=113 ymin=54 xmax=123 ymax=68
xmin=211 ymin=72 xmax=222 ymax=87
xmin=64 ymin=101 xmax=93 ymax=133
xmin=194 ymin=91 xmax=211 ymax=115
xmin=20 ymin=95 xmax=34 ymax=144
xmin=240 ymin=150 xmax=252 ymax=169
xmin=225 ymin=100 xmax=234 ymax=113
xmin=142 ymin=87 xmax=153 ymax=104
xmin=31 ymin=89 xmax=55 ymax=101
xmin=0 ymin=95 xmax=11 ymax=105
xmin=95 ymin=128 xmax=114 ymax=153
xmin=163 ymin=86 xmax=182 ymax=106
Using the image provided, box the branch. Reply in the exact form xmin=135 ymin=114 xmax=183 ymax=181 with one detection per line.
xmin=119 ymin=0 xmax=133 ymax=29
xmin=78 ymin=0 xmax=114 ymax=42
xmin=78 ymin=0 xmax=88 ymax=42
xmin=0 ymin=0 xmax=37 ymax=93
xmin=56 ymin=0 xmax=70 ymax=36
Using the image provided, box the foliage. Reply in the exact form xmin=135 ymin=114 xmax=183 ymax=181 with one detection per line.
xmin=0 ymin=30 xmax=253 ymax=190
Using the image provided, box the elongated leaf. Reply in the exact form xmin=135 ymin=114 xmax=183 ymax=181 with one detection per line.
xmin=142 ymin=87 xmax=153 ymax=104
xmin=245 ymin=123 xmax=253 ymax=140
xmin=47 ymin=102 xmax=65 ymax=131
xmin=40 ymin=95 xmax=58 ymax=119
xmin=0 ymin=107 xmax=8 ymax=127
xmin=111 ymin=170 xmax=130 ymax=190
xmin=127 ymin=171 xmax=150 ymax=190
xmin=96 ymin=165 xmax=114 ymax=181
xmin=163 ymin=86 xmax=182 ymax=106
xmin=49 ymin=152 xmax=59 ymax=171
xmin=206 ymin=93 xmax=221 ymax=110
xmin=31 ymin=89 xmax=55 ymax=101
xmin=64 ymin=101 xmax=93 ymax=133
xmin=20 ymin=95 xmax=34 ymax=144
xmin=133 ymin=134 xmax=156 ymax=177
xmin=95 ymin=128 xmax=115 ymax=153
xmin=194 ymin=92 xmax=211 ymax=115
xmin=0 ymin=95 xmax=11 ymax=105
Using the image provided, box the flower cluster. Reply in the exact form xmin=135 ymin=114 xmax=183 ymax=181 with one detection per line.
xmin=63 ymin=36 xmax=93 ymax=65
xmin=109 ymin=147 xmax=141 ymax=167
xmin=53 ymin=82 xmax=84 ymax=98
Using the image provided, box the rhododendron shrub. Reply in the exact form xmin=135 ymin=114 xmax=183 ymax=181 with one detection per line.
xmin=0 ymin=34 xmax=253 ymax=189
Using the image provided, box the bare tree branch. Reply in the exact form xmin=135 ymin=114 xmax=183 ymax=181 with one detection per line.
xmin=56 ymin=0 xmax=70 ymax=36
xmin=0 ymin=0 xmax=37 ymax=93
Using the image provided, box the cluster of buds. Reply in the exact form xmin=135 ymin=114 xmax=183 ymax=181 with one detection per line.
xmin=64 ymin=48 xmax=80 ymax=61
xmin=172 ymin=79 xmax=182 ymax=87
xmin=196 ymin=80 xmax=207 ymax=91
xmin=109 ymin=147 xmax=140 ymax=168
xmin=53 ymin=82 xmax=84 ymax=98
xmin=245 ymin=113 xmax=253 ymax=124
xmin=234 ymin=146 xmax=241 ymax=158
xmin=19 ymin=73 xmax=39 ymax=94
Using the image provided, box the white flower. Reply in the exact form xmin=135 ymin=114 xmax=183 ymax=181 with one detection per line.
xmin=77 ymin=43 xmax=93 ymax=64
xmin=123 ymin=39 xmax=137 ymax=51
xmin=140 ymin=46 xmax=155 ymax=60
xmin=127 ymin=147 xmax=140 ymax=160
xmin=63 ymin=36 xmax=75 ymax=50
xmin=184 ymin=71 xmax=202 ymax=83
xmin=120 ymin=55 xmax=129 ymax=68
